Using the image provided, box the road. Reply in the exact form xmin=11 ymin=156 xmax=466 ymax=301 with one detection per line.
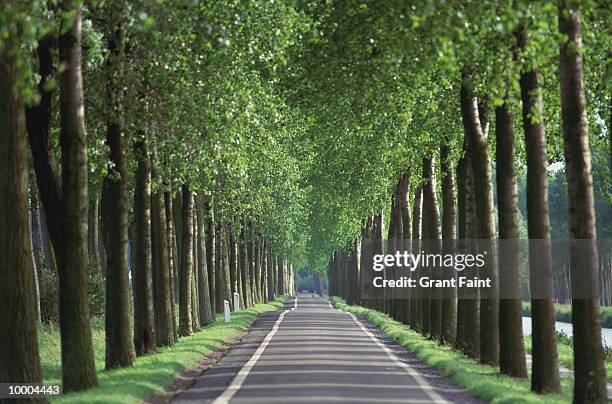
xmin=173 ymin=294 xmax=482 ymax=404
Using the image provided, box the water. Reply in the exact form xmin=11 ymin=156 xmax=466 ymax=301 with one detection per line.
xmin=522 ymin=317 xmax=612 ymax=346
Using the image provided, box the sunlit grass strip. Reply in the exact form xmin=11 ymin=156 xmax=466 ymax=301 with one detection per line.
xmin=39 ymin=298 xmax=286 ymax=403
xmin=332 ymin=297 xmax=572 ymax=404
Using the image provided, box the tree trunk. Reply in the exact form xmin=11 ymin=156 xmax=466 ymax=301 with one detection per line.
xmin=196 ymin=197 xmax=214 ymax=326
xmin=205 ymin=201 xmax=216 ymax=316
xmin=0 ymin=46 xmax=44 ymax=393
xmin=455 ymin=139 xmax=480 ymax=360
xmin=133 ymin=136 xmax=156 ymax=355
xmin=460 ymin=84 xmax=499 ymax=366
xmin=440 ymin=145 xmax=457 ymax=344
xmin=101 ymin=18 xmax=135 ymax=367
xmin=259 ymin=239 xmax=267 ymax=301
xmin=229 ymin=229 xmax=239 ymax=304
xmin=267 ymin=247 xmax=275 ymax=301
xmin=178 ymin=185 xmax=193 ymax=336
xmin=495 ymin=102 xmax=528 ymax=378
xmin=410 ymin=187 xmax=422 ymax=330
xmin=360 ymin=218 xmax=372 ymax=307
xmin=388 ymin=180 xmax=403 ymax=319
xmin=399 ymin=171 xmax=411 ymax=325
xmin=40 ymin=208 xmax=57 ymax=274
xmin=517 ymin=46 xmax=561 ymax=392
xmin=240 ymin=224 xmax=252 ymax=307
xmin=422 ymin=156 xmax=442 ymax=340
xmin=373 ymin=211 xmax=385 ymax=312
xmin=222 ymin=229 xmax=232 ymax=305
xmin=276 ymin=256 xmax=284 ymax=297
xmin=97 ymin=195 xmax=106 ymax=277
xmin=151 ymin=172 xmax=174 ymax=347
xmin=30 ymin=185 xmax=44 ymax=275
xmin=215 ymin=224 xmax=224 ymax=311
xmin=558 ymin=3 xmax=607 ymax=400
xmin=41 ymin=7 xmax=99 ymax=389
xmin=88 ymin=194 xmax=102 ymax=274
xmin=173 ymin=191 xmax=183 ymax=286
xmin=164 ymin=189 xmax=178 ymax=341
xmin=250 ymin=228 xmax=259 ymax=304
xmin=191 ymin=213 xmax=200 ymax=332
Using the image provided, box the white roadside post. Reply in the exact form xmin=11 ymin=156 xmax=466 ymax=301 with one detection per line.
xmin=224 ymin=300 xmax=231 ymax=323
xmin=233 ymin=292 xmax=240 ymax=312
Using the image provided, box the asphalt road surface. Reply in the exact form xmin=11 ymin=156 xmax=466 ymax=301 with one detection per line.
xmin=173 ymin=294 xmax=482 ymax=404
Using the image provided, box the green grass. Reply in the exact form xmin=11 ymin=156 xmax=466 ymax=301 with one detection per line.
xmin=524 ymin=335 xmax=612 ymax=382
xmin=39 ymin=298 xmax=286 ymax=403
xmin=332 ymin=297 xmax=573 ymax=404
xmin=522 ymin=302 xmax=612 ymax=328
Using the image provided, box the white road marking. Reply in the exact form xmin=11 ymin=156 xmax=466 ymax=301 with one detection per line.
xmin=212 ymin=299 xmax=294 ymax=404
xmin=345 ymin=310 xmax=449 ymax=404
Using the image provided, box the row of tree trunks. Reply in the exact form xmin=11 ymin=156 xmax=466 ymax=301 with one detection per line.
xmin=4 ymin=3 xmax=293 ymax=394
xmin=321 ymin=3 xmax=607 ymax=401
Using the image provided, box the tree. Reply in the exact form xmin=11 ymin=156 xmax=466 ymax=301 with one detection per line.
xmin=558 ymin=1 xmax=607 ymax=400
xmin=0 ymin=10 xmax=43 ymax=390
xmin=422 ymin=156 xmax=442 ymax=339
xmin=101 ymin=4 xmax=136 ymax=366
xmin=517 ymin=28 xmax=561 ymax=393
xmin=133 ymin=134 xmax=156 ymax=355
xmin=495 ymin=101 xmax=528 ymax=378
xmin=440 ymin=145 xmax=457 ymax=344
xmin=196 ymin=197 xmax=214 ymax=326
xmin=151 ymin=170 xmax=175 ymax=347
xmin=26 ymin=5 xmax=98 ymax=390
xmin=178 ymin=185 xmax=194 ymax=336
xmin=460 ymin=84 xmax=499 ymax=366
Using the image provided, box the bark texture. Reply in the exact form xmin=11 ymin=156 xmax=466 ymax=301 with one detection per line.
xmin=178 ymin=185 xmax=193 ymax=336
xmin=196 ymin=197 xmax=214 ymax=326
xmin=152 ymin=172 xmax=175 ymax=347
xmin=558 ymin=3 xmax=607 ymax=401
xmin=518 ymin=54 xmax=561 ymax=392
xmin=0 ymin=48 xmax=44 ymax=394
xmin=495 ymin=103 xmax=527 ymax=378
xmin=440 ymin=145 xmax=457 ymax=344
xmin=205 ymin=202 xmax=216 ymax=316
xmin=133 ymin=136 xmax=155 ymax=355
xmin=460 ymin=84 xmax=499 ymax=366
xmin=26 ymin=8 xmax=98 ymax=389
xmin=102 ymin=48 xmax=135 ymax=370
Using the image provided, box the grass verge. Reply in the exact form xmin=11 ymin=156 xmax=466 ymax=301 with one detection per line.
xmin=332 ymin=297 xmax=572 ymax=404
xmin=39 ymin=297 xmax=287 ymax=403
xmin=524 ymin=335 xmax=612 ymax=382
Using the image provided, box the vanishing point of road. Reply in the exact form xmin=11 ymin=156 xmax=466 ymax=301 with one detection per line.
xmin=173 ymin=294 xmax=482 ymax=404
